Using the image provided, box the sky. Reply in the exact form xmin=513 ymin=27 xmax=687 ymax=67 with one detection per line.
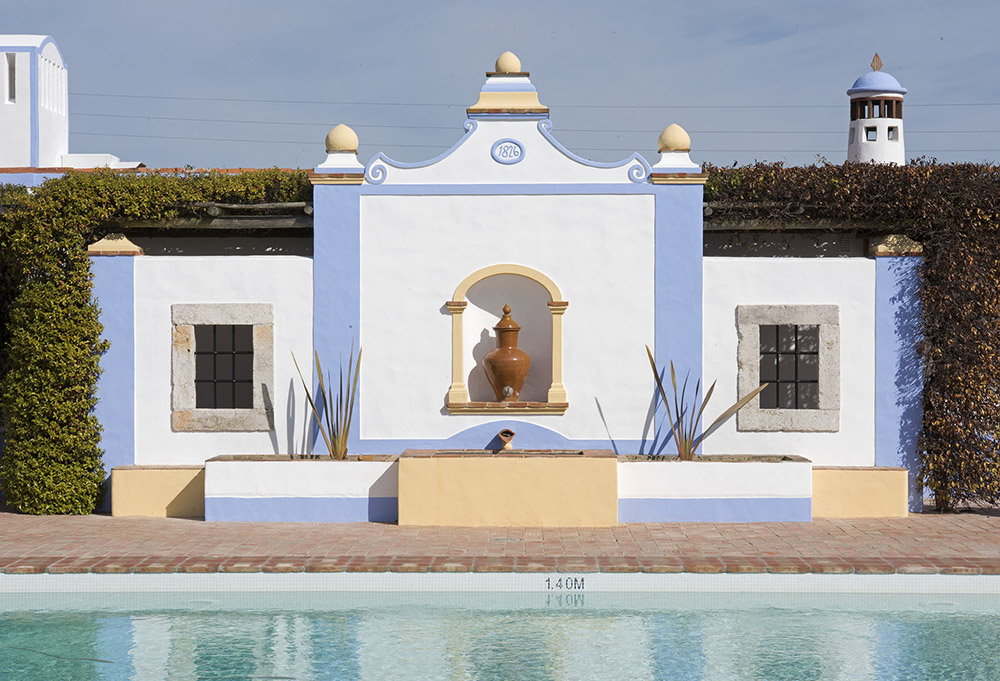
xmin=5 ymin=0 xmax=1000 ymax=170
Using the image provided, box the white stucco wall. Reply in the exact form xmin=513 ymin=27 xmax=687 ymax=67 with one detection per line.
xmin=133 ymin=256 xmax=313 ymax=465
xmin=701 ymin=257 xmax=876 ymax=465
xmin=359 ymin=193 xmax=655 ymax=441
xmin=366 ymin=119 xmax=647 ymax=185
xmin=37 ymin=42 xmax=67 ymax=167
xmin=0 ymin=51 xmax=30 ymax=166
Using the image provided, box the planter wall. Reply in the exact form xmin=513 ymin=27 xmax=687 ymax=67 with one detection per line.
xmin=204 ymin=456 xmax=398 ymax=522
xmin=617 ymin=456 xmax=813 ymax=522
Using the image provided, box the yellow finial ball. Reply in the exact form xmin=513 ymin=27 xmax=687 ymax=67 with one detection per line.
xmin=325 ymin=124 xmax=359 ymax=153
xmin=658 ymin=123 xmax=691 ymax=153
xmin=495 ymin=51 xmax=522 ymax=74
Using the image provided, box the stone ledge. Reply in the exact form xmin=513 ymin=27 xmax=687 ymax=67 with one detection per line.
xmin=446 ymin=401 xmax=568 ymax=414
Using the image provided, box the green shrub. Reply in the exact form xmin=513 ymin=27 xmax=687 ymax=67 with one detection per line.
xmin=0 ymin=169 xmax=310 ymax=514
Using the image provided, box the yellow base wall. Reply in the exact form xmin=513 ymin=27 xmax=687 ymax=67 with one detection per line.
xmin=812 ymin=467 xmax=909 ymax=518
xmin=399 ymin=457 xmax=618 ymax=527
xmin=111 ymin=466 xmax=205 ymax=518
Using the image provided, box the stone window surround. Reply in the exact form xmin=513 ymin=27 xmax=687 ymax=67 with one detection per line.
xmin=736 ymin=304 xmax=840 ymax=432
xmin=445 ymin=264 xmax=568 ymax=414
xmin=171 ymin=303 xmax=274 ymax=432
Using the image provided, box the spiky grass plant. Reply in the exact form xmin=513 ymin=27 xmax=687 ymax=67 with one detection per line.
xmin=646 ymin=345 xmax=768 ymax=461
xmin=293 ymin=344 xmax=361 ymax=460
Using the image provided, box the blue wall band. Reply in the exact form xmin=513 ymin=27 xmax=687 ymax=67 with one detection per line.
xmin=874 ymin=256 xmax=923 ymax=511
xmin=206 ymin=496 xmax=398 ymax=523
xmin=91 ymin=255 xmax=136 ymax=511
xmin=619 ymin=497 xmax=812 ymax=523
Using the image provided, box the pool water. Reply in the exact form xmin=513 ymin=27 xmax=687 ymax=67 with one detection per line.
xmin=2 ymin=592 xmax=1000 ymax=680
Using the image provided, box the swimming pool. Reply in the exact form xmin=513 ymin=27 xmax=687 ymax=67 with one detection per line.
xmin=3 ymin=579 xmax=1000 ymax=680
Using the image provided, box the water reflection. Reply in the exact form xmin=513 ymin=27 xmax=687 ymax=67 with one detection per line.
xmin=1 ymin=593 xmax=999 ymax=680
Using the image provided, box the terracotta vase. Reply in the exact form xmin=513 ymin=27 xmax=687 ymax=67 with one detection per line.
xmin=483 ymin=304 xmax=531 ymax=402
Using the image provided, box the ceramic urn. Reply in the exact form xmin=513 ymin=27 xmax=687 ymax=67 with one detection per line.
xmin=483 ymin=304 xmax=531 ymax=401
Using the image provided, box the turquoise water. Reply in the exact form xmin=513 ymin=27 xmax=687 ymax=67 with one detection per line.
xmin=2 ymin=592 xmax=1000 ymax=680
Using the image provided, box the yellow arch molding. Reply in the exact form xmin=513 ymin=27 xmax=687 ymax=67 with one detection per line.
xmin=446 ymin=264 xmax=568 ymax=408
xmin=452 ymin=263 xmax=563 ymax=303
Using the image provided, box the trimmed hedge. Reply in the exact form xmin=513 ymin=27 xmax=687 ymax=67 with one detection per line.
xmin=706 ymin=160 xmax=1000 ymax=511
xmin=0 ymin=169 xmax=310 ymax=514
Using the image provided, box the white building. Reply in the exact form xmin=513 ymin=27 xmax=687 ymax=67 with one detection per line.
xmin=847 ymin=53 xmax=906 ymax=164
xmin=0 ymin=35 xmax=139 ymax=173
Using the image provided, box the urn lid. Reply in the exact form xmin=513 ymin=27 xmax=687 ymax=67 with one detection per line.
xmin=493 ymin=304 xmax=521 ymax=331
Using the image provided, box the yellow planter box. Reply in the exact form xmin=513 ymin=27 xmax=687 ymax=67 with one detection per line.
xmin=111 ymin=466 xmax=205 ymax=518
xmin=812 ymin=467 xmax=909 ymax=517
xmin=398 ymin=450 xmax=617 ymax=527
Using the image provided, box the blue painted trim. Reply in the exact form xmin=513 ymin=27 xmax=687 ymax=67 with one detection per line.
xmin=652 ymin=184 xmax=704 ymax=455
xmin=480 ymin=80 xmax=537 ymax=93
xmin=365 ymin=120 xmax=478 ymax=183
xmin=490 ymin=138 xmax=524 ymax=165
xmin=618 ymin=497 xmax=812 ymax=522
xmin=0 ymin=172 xmax=63 ymax=186
xmin=311 ymin=184 xmax=362 ymax=453
xmin=91 ymin=255 xmax=136 ymax=512
xmin=352 ymin=421 xmax=634 ymax=455
xmin=29 ymin=47 xmax=38 ymax=168
xmin=467 ymin=113 xmax=549 ymax=121
xmin=536 ymin=120 xmax=650 ymax=182
xmin=206 ymin=496 xmax=398 ymax=522
xmin=875 ymin=256 xmax=924 ymax=511
xmin=358 ymin=183 xmax=657 ymax=196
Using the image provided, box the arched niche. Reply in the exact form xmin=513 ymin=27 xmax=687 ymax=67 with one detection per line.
xmin=446 ymin=264 xmax=568 ymax=413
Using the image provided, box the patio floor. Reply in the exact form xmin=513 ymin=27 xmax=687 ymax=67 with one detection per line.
xmin=2 ymin=511 xmax=1000 ymax=575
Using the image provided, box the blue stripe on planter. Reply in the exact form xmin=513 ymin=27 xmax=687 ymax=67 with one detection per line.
xmin=618 ymin=497 xmax=811 ymax=523
xmin=205 ymin=497 xmax=398 ymax=523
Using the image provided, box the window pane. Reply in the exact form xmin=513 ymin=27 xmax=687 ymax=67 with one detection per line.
xmin=778 ymin=383 xmax=797 ymax=409
xmin=798 ymin=354 xmax=819 ymax=382
xmin=798 ymin=325 xmax=819 ymax=352
xmin=195 ymin=354 xmax=214 ymax=381
xmin=195 ymin=381 xmax=214 ymax=409
xmin=759 ymin=355 xmax=778 ymax=382
xmin=215 ymin=325 xmax=234 ymax=352
xmin=759 ymin=325 xmax=778 ymax=353
xmin=234 ymin=382 xmax=253 ymax=409
xmin=194 ymin=325 xmax=214 ymax=351
xmin=215 ymin=383 xmax=234 ymax=409
xmin=866 ymin=127 xmax=877 ymax=141
xmin=777 ymin=325 xmax=796 ymax=352
xmin=215 ymin=354 xmax=233 ymax=381
xmin=234 ymin=353 xmax=253 ymax=381
xmin=759 ymin=382 xmax=777 ymax=409
xmin=798 ymin=383 xmax=819 ymax=409
xmin=234 ymin=325 xmax=253 ymax=352
xmin=778 ymin=354 xmax=796 ymax=381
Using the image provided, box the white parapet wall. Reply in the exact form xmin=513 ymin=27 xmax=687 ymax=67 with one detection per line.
xmin=204 ymin=457 xmax=398 ymax=522
xmin=701 ymin=257 xmax=876 ymax=466
xmin=359 ymin=193 xmax=656 ymax=442
xmin=133 ymin=255 xmax=313 ymax=465
xmin=618 ymin=457 xmax=813 ymax=522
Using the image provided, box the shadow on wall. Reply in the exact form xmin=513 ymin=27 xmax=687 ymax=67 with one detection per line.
xmin=891 ymin=259 xmax=924 ymax=511
xmin=465 ymin=274 xmax=552 ymax=402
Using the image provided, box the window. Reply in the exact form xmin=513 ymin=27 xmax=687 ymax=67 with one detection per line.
xmin=865 ymin=127 xmax=877 ymax=142
xmin=5 ymin=53 xmax=14 ymax=103
xmin=171 ymin=303 xmax=274 ymax=432
xmin=736 ymin=305 xmax=839 ymax=432
xmin=194 ymin=325 xmax=254 ymax=409
xmin=888 ymin=126 xmax=898 ymax=141
xmin=758 ymin=325 xmax=819 ymax=409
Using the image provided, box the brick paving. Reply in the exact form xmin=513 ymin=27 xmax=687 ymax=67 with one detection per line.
xmin=1 ymin=511 xmax=999 ymax=575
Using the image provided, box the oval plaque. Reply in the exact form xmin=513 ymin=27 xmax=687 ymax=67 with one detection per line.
xmin=491 ymin=139 xmax=525 ymax=165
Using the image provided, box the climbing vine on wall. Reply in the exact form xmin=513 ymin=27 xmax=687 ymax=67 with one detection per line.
xmin=705 ymin=159 xmax=1000 ymax=511
xmin=0 ymin=169 xmax=310 ymax=514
